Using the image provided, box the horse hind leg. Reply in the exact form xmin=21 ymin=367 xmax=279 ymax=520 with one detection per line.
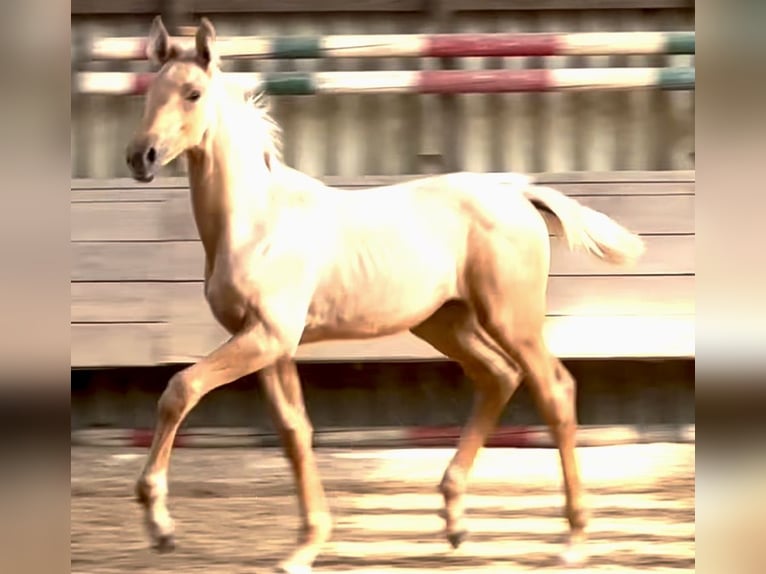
xmin=544 ymin=358 xmax=589 ymax=565
xmin=411 ymin=301 xmax=523 ymax=549
xmin=478 ymin=312 xmax=589 ymax=566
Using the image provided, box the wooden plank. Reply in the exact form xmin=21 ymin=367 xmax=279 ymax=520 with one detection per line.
xmin=71 ymin=180 xmax=694 ymax=203
xmin=70 ymin=170 xmax=695 ymax=190
xmin=70 ymin=314 xmax=694 ymax=367
xmin=579 ymin=194 xmax=693 ymax=234
xmin=543 ymin=181 xmax=694 ymax=195
xmin=159 ymin=314 xmax=695 ymax=364
xmin=71 ymin=0 xmax=694 ymax=16
xmin=72 ymin=0 xmax=159 ymax=15
xmin=71 ymin=282 xmax=182 ymax=322
xmin=71 ymin=189 xmax=186 ymax=203
xmin=71 ymin=200 xmax=163 ymax=241
xmin=191 ymin=0 xmax=426 ymax=12
xmin=446 ymin=0 xmax=694 ymax=10
xmin=71 ymin=0 xmax=426 ymax=15
xmin=316 ymin=315 xmax=695 ymax=360
xmin=71 ymin=234 xmax=693 ymax=282
xmin=70 ymin=275 xmax=694 ymax=324
xmin=546 ymin=275 xmax=694 ymax=316
xmin=72 ymin=241 xmax=201 ymax=281
xmin=71 ymin=323 xmax=164 ymax=367
xmin=527 ymin=170 xmax=694 ymax=183
xmin=550 ymin=235 xmax=693 ymax=275
xmin=71 ymin=193 xmax=694 ymax=241
xmin=539 ymin=314 xmax=694 ymax=359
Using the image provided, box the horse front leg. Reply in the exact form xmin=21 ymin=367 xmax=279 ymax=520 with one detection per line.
xmin=134 ymin=323 xmax=287 ymax=553
xmin=260 ymin=358 xmax=332 ymax=574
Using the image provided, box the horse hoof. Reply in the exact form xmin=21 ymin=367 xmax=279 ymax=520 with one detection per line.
xmin=447 ymin=530 xmax=468 ymax=549
xmin=274 ymin=564 xmax=311 ymax=574
xmin=154 ymin=534 xmax=176 ymax=553
xmin=560 ymin=544 xmax=586 ymax=567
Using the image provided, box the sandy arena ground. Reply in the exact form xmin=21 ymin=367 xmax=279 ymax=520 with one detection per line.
xmin=71 ymin=443 xmax=695 ymax=573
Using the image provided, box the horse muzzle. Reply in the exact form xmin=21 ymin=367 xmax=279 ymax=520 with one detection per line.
xmin=126 ymin=137 xmax=161 ymax=183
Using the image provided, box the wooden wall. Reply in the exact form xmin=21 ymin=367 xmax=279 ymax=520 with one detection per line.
xmin=71 ymin=171 xmax=695 ymax=368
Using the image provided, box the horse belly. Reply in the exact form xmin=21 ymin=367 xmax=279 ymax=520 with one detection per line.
xmin=305 ymin=259 xmax=455 ymax=341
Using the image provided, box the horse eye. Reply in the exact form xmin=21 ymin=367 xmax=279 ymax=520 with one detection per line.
xmin=186 ymin=90 xmax=201 ymax=102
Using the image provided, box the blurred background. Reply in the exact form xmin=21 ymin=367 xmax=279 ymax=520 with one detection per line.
xmin=71 ymin=1 xmax=694 ymax=179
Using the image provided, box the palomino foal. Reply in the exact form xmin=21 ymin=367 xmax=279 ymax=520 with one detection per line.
xmin=125 ymin=16 xmax=645 ymax=574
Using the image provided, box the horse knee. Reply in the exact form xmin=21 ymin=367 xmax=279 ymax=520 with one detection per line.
xmin=553 ymin=364 xmax=577 ymax=417
xmin=540 ymin=369 xmax=578 ymax=437
xmin=158 ymin=370 xmax=201 ymax=422
xmin=463 ymin=357 xmax=520 ymax=403
xmin=278 ymin=410 xmax=313 ymax=454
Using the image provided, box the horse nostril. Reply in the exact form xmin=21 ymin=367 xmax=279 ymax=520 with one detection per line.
xmin=146 ymin=147 xmax=157 ymax=164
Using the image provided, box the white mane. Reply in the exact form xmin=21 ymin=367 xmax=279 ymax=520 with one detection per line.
xmin=243 ymin=88 xmax=284 ymax=164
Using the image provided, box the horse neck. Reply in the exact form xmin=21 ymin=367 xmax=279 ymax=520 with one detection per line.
xmin=185 ymin=97 xmax=274 ymax=269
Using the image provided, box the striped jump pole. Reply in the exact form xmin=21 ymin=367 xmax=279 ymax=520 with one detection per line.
xmin=76 ymin=67 xmax=695 ymax=96
xmin=86 ymin=31 xmax=695 ymax=61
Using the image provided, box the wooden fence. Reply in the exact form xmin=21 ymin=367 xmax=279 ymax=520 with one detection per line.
xmin=71 ymin=170 xmax=695 ymax=368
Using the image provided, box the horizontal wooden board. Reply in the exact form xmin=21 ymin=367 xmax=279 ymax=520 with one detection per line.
xmin=71 ymin=200 xmax=164 ymax=241
xmin=71 ymin=194 xmax=693 ymax=241
xmin=72 ymin=0 xmax=429 ymax=15
xmin=71 ymin=170 xmax=695 ymax=190
xmin=71 ymin=282 xmax=178 ymax=322
xmin=446 ymin=0 xmax=694 ymax=10
xmin=72 ymin=241 xmax=200 ymax=282
xmin=70 ymin=181 xmax=695 ymax=203
xmin=294 ymin=315 xmax=696 ymax=362
xmin=71 ymin=0 xmax=693 ymax=16
xmin=70 ymin=314 xmax=694 ymax=367
xmin=72 ymin=189 xmax=187 ymax=203
xmin=71 ymin=323 xmax=164 ymax=367
xmin=160 ymin=278 xmax=694 ymax=361
xmin=71 ymin=275 xmax=694 ymax=324
xmin=71 ymin=234 xmax=693 ymax=282
xmin=549 ymin=235 xmax=693 ymax=275
xmin=578 ymin=195 xmax=693 ymax=235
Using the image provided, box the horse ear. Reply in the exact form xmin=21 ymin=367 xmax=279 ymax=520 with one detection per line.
xmin=195 ymin=17 xmax=218 ymax=71
xmin=146 ymin=16 xmax=171 ymax=66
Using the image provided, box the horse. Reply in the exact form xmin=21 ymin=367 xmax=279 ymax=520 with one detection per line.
xmin=125 ymin=16 xmax=645 ymax=574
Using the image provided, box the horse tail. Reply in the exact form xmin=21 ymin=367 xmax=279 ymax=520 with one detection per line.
xmin=522 ymin=184 xmax=645 ymax=266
